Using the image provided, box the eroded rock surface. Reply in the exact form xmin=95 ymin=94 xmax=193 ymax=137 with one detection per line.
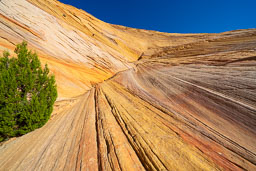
xmin=0 ymin=0 xmax=256 ymax=170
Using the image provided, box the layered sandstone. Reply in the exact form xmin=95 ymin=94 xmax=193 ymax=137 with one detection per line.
xmin=0 ymin=0 xmax=256 ymax=170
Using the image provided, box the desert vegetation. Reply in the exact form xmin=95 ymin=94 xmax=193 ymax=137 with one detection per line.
xmin=0 ymin=41 xmax=57 ymax=142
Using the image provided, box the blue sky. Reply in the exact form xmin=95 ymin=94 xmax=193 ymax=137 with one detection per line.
xmin=59 ymin=0 xmax=256 ymax=33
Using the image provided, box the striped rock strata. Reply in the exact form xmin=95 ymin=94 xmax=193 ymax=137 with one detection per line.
xmin=0 ymin=0 xmax=256 ymax=170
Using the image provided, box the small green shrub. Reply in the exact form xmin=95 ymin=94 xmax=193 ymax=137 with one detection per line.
xmin=0 ymin=41 xmax=57 ymax=142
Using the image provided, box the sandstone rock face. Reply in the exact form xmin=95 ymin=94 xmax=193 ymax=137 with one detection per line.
xmin=0 ymin=0 xmax=256 ymax=170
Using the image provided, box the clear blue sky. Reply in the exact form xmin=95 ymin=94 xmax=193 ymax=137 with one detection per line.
xmin=59 ymin=0 xmax=256 ymax=33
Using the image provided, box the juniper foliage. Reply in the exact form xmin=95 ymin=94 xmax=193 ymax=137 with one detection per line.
xmin=0 ymin=41 xmax=57 ymax=142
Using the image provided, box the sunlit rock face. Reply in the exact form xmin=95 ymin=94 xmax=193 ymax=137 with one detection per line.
xmin=0 ymin=0 xmax=256 ymax=170
xmin=0 ymin=0 xmax=216 ymax=99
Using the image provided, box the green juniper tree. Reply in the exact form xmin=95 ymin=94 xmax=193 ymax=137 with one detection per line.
xmin=0 ymin=41 xmax=57 ymax=142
